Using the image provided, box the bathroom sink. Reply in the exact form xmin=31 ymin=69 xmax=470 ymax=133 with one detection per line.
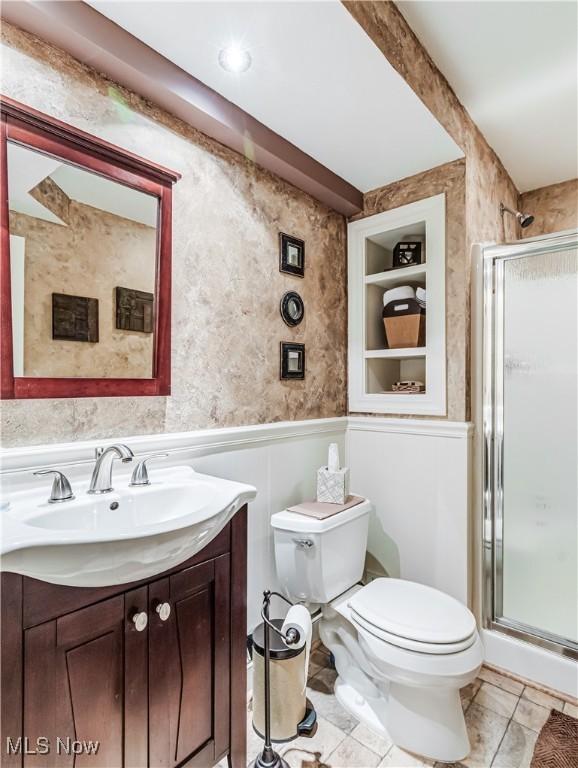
xmin=25 ymin=481 xmax=221 ymax=532
xmin=0 ymin=466 xmax=256 ymax=587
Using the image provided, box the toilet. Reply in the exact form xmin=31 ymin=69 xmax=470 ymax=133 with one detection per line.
xmin=271 ymin=499 xmax=483 ymax=763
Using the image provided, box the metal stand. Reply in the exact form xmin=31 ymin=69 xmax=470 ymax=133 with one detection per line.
xmin=250 ymin=591 xmax=298 ymax=768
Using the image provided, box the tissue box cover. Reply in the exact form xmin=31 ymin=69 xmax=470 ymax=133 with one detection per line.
xmin=317 ymin=467 xmax=350 ymax=504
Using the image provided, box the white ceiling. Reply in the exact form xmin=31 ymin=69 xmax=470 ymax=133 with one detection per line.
xmin=51 ymin=165 xmax=158 ymax=227
xmin=7 ymin=143 xmax=64 ymax=224
xmin=87 ymin=0 xmax=463 ymax=193
xmin=8 ymin=143 xmax=158 ymax=226
xmin=398 ymin=0 xmax=578 ymax=193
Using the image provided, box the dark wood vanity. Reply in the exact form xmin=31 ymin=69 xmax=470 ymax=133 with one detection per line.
xmin=0 ymin=508 xmax=247 ymax=768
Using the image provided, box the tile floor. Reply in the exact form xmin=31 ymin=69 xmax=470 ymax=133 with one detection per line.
xmin=246 ymin=646 xmax=577 ymax=768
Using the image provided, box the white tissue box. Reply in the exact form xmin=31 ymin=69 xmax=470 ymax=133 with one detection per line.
xmin=317 ymin=467 xmax=350 ymax=504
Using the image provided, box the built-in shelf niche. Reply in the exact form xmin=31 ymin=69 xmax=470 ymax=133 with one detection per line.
xmin=365 ymin=220 xmax=426 ymax=276
xmin=348 ymin=193 xmax=446 ymax=416
xmin=366 ymin=356 xmax=426 ymax=395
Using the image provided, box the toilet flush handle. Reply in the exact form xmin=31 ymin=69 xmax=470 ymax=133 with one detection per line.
xmin=293 ymin=538 xmax=314 ymax=549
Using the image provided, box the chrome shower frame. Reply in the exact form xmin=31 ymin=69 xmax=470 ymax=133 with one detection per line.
xmin=481 ymin=230 xmax=578 ymax=661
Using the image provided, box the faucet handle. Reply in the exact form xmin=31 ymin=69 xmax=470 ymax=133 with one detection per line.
xmin=33 ymin=470 xmax=75 ymax=504
xmin=129 ymin=454 xmax=169 ymax=487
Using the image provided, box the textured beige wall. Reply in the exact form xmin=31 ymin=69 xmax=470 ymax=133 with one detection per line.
xmin=10 ymin=203 xmax=156 ymax=378
xmin=351 ymin=159 xmax=467 ymax=421
xmin=342 ymin=2 xmax=520 ymax=242
xmin=520 ymin=179 xmax=578 ymax=238
xmin=345 ymin=3 xmax=518 ymax=235
xmin=0 ymin=23 xmax=347 ymax=447
xmin=344 ymin=1 xmax=521 ymax=426
xmin=343 ymin=1 xmax=519 ymax=249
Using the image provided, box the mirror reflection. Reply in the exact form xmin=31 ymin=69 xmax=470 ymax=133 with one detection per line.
xmin=7 ymin=142 xmax=159 ymax=379
xmin=287 ymin=298 xmax=302 ymax=321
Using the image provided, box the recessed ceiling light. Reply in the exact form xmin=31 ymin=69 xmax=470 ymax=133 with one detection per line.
xmin=218 ymin=45 xmax=252 ymax=74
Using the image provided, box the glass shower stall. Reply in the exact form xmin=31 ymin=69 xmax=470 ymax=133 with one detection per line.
xmin=481 ymin=230 xmax=578 ymax=660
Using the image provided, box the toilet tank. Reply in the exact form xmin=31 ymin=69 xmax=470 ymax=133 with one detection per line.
xmin=271 ymin=499 xmax=371 ymax=603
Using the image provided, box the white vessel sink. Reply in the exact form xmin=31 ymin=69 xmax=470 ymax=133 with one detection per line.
xmin=0 ymin=465 xmax=256 ymax=587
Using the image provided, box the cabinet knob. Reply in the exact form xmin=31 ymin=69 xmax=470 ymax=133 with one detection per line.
xmin=155 ymin=601 xmax=171 ymax=622
xmin=131 ymin=611 xmax=148 ymax=632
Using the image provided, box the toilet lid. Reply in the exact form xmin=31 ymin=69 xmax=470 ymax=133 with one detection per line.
xmin=348 ymin=578 xmax=476 ymax=645
xmin=350 ymin=610 xmax=477 ymax=654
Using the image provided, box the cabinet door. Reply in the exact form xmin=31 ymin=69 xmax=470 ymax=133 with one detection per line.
xmin=148 ymin=555 xmax=231 ymax=768
xmin=23 ymin=588 xmax=148 ymax=767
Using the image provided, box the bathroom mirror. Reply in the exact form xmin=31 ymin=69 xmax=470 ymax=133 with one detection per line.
xmin=0 ymin=97 xmax=180 ymax=399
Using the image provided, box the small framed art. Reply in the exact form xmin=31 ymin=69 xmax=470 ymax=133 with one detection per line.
xmin=279 ymin=233 xmax=305 ymax=277
xmin=280 ymin=342 xmax=305 ymax=380
xmin=116 ymin=287 xmax=154 ymax=333
xmin=52 ymin=293 xmax=99 ymax=343
xmin=280 ymin=291 xmax=304 ymax=327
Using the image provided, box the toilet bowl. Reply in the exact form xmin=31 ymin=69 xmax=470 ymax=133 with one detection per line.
xmin=271 ymin=500 xmax=483 ymax=763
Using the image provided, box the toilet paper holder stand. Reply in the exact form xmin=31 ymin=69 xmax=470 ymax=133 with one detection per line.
xmin=261 ymin=589 xmax=301 ymax=645
xmin=251 ymin=590 xmax=317 ymax=768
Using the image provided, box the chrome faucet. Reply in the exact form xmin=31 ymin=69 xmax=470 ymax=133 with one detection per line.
xmin=88 ymin=444 xmax=134 ymax=494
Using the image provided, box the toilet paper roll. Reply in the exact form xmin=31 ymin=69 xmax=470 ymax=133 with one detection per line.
xmin=282 ymin=604 xmax=312 ymax=693
xmin=383 ymin=285 xmax=415 ymax=307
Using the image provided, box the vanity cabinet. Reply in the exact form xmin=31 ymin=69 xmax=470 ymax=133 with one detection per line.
xmin=0 ymin=509 xmax=247 ymax=768
xmin=148 ymin=557 xmax=230 ymax=768
xmin=23 ymin=592 xmax=133 ymax=768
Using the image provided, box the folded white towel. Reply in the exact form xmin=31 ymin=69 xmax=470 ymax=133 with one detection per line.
xmin=383 ymin=285 xmax=415 ymax=306
xmin=416 ymin=287 xmax=426 ymax=302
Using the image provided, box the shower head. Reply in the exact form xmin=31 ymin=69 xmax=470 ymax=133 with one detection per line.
xmin=500 ymin=203 xmax=535 ymax=229
xmin=519 ymin=212 xmax=535 ymax=228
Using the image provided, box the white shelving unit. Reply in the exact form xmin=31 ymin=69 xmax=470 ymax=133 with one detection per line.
xmin=364 ymin=348 xmax=427 ymax=359
xmin=364 ymin=262 xmax=427 ymax=288
xmin=348 ymin=193 xmax=446 ymax=416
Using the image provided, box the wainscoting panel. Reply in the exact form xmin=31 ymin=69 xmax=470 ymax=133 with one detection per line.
xmin=346 ymin=416 xmax=473 ymax=605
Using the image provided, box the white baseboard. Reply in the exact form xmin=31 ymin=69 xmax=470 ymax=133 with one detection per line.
xmin=482 ymin=629 xmax=577 ymax=699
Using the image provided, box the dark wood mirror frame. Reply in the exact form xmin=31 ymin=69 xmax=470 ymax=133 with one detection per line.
xmin=0 ymin=96 xmax=180 ymax=399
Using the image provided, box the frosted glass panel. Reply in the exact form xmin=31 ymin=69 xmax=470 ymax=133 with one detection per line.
xmin=501 ymin=248 xmax=578 ymax=642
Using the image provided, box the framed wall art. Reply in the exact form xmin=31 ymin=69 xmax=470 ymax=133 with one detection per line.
xmin=116 ymin=287 xmax=154 ymax=333
xmin=280 ymin=291 xmax=304 ymax=327
xmin=279 ymin=233 xmax=305 ymax=277
xmin=280 ymin=341 xmax=305 ymax=380
xmin=52 ymin=293 xmax=99 ymax=343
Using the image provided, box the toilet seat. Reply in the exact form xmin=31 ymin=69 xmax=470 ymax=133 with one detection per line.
xmin=329 ymin=584 xmax=483 ymax=687
xmin=348 ymin=578 xmax=477 ymax=655
xmin=350 ymin=609 xmax=477 ymax=654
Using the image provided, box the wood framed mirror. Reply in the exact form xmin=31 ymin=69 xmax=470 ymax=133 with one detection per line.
xmin=0 ymin=96 xmax=180 ymax=399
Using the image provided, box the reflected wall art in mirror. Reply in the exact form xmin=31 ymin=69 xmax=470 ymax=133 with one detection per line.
xmin=0 ymin=97 xmax=180 ymax=398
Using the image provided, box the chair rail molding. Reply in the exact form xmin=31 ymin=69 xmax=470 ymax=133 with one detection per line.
xmin=0 ymin=417 xmax=348 ymax=474
xmin=348 ymin=416 xmax=473 ymax=439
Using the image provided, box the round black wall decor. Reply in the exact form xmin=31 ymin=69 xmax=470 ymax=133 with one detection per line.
xmin=280 ymin=291 xmax=304 ymax=327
